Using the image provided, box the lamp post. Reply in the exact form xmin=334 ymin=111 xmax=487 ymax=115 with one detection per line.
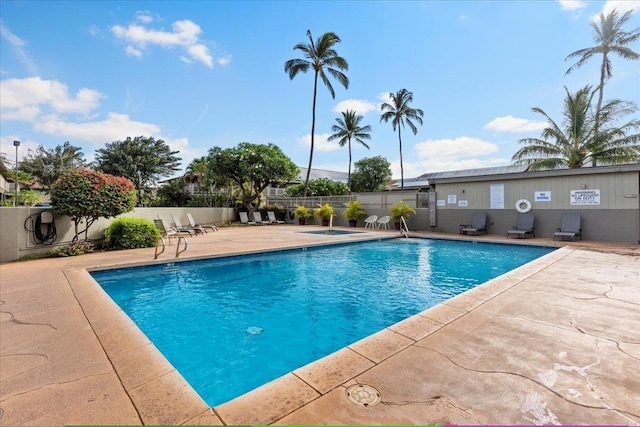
xmin=13 ymin=140 xmax=20 ymax=206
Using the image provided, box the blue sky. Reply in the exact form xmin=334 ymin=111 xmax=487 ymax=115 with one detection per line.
xmin=1 ymin=0 xmax=639 ymax=180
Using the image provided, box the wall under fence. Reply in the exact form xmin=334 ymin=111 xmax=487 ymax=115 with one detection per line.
xmin=0 ymin=207 xmax=235 ymax=263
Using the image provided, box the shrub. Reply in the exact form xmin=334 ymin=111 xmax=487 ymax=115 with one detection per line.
xmin=314 ymin=203 xmax=335 ymax=220
xmin=105 ymin=217 xmax=161 ymax=250
xmin=51 ymin=169 xmax=136 ymax=242
xmin=284 ymin=178 xmax=349 ymax=197
xmin=50 ymin=241 xmax=95 ymax=257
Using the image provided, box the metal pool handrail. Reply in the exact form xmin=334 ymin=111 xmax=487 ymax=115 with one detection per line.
xmin=401 ymin=217 xmax=409 ymax=238
xmin=175 ymin=236 xmax=188 ymax=258
xmin=154 ymin=237 xmax=166 ymax=259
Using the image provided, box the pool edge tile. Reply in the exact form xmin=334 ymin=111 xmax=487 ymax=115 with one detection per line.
xmin=293 ymin=347 xmax=376 ymax=395
xmin=348 ymin=328 xmax=415 ymax=364
xmin=215 ymin=373 xmax=320 ymax=425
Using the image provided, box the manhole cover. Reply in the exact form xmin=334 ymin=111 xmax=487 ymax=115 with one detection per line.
xmin=346 ymin=384 xmax=381 ymax=407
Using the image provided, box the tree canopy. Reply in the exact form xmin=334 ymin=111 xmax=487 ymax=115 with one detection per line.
xmin=20 ymin=142 xmax=86 ymax=190
xmin=94 ymin=136 xmax=181 ymax=206
xmin=285 ymin=30 xmax=349 ymax=198
xmin=207 ymin=142 xmax=299 ymax=212
xmin=51 ymin=169 xmax=136 ymax=242
xmin=328 ymin=110 xmax=371 ymax=192
xmin=512 ymin=85 xmax=640 ymax=169
xmin=284 ymin=178 xmax=349 ymax=197
xmin=380 ymin=89 xmax=423 ymax=190
xmin=565 ymin=9 xmax=640 ymax=143
xmin=350 ymin=156 xmax=392 ymax=193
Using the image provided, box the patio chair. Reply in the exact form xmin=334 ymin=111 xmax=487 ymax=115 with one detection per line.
xmin=171 ymin=214 xmax=203 ymax=235
xmin=506 ymin=212 xmax=535 ymax=239
xmin=554 ymin=213 xmax=581 ymax=241
xmin=376 ymin=215 xmax=391 ymax=229
xmin=461 ymin=212 xmax=487 ymax=236
xmin=186 ymin=212 xmax=218 ymax=233
xmin=363 ymin=215 xmax=378 ymax=229
xmin=253 ymin=211 xmax=269 ymax=225
xmin=267 ymin=211 xmax=285 ymax=224
xmin=239 ymin=211 xmax=257 ymax=225
xmin=154 ymin=218 xmax=191 ymax=244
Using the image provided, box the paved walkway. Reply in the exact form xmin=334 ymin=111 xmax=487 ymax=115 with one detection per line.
xmin=1 ymin=226 xmax=638 ymax=425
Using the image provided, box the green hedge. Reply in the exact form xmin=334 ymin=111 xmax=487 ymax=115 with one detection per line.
xmin=105 ymin=217 xmax=161 ymax=250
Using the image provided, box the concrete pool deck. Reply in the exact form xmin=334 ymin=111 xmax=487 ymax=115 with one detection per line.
xmin=1 ymin=225 xmax=638 ymax=425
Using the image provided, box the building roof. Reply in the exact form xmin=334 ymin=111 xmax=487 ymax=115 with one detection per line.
xmin=389 ymin=163 xmax=640 ymax=189
xmin=297 ymin=167 xmax=349 ymax=183
xmin=390 ymin=165 xmax=527 ymax=189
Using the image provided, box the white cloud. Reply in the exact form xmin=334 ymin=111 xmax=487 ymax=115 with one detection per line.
xmin=0 ymin=137 xmax=40 ymax=162
xmin=377 ymin=92 xmax=393 ymax=105
xmin=135 ymin=10 xmax=156 ymax=24
xmin=297 ymin=133 xmax=341 ymax=152
xmin=0 ymin=22 xmax=38 ymax=75
xmin=600 ymin=0 xmax=640 ymax=18
xmin=217 ymin=55 xmax=232 ymax=66
xmin=558 ymin=0 xmax=587 ymax=11
xmin=125 ymin=45 xmax=143 ymax=58
xmin=484 ymin=116 xmax=547 ymax=133
xmin=415 ymin=136 xmax=499 ymax=159
xmin=0 ymin=77 xmax=104 ymax=116
xmin=33 ymin=112 xmax=161 ymax=145
xmin=111 ymin=18 xmax=224 ymax=68
xmin=383 ymin=136 xmax=507 ymax=179
xmin=332 ymin=99 xmax=378 ymax=116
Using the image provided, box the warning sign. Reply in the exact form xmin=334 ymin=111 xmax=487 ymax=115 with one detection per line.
xmin=570 ymin=189 xmax=600 ymax=205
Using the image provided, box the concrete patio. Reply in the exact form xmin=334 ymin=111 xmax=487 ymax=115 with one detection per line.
xmin=1 ymin=225 xmax=638 ymax=425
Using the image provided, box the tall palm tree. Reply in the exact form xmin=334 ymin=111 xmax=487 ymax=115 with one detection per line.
xmin=327 ymin=110 xmax=371 ymax=191
xmin=565 ymin=9 xmax=640 ymax=147
xmin=512 ymin=85 xmax=639 ymax=170
xmin=285 ymin=30 xmax=349 ymax=198
xmin=380 ymin=89 xmax=424 ymax=190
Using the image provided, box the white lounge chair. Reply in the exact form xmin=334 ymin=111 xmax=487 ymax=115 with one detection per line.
xmin=239 ymin=211 xmax=257 ymax=225
xmin=155 ymin=217 xmax=191 ymax=243
xmin=377 ymin=215 xmax=391 ymax=229
xmin=186 ymin=212 xmax=218 ymax=232
xmin=172 ymin=213 xmax=203 ymax=235
xmin=364 ymin=215 xmax=378 ymax=229
xmin=267 ymin=211 xmax=285 ymax=224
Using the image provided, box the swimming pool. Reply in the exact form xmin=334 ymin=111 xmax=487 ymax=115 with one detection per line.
xmin=92 ymin=238 xmax=554 ymax=407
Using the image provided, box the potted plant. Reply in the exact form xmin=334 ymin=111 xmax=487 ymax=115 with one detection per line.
xmin=314 ymin=203 xmax=335 ymax=226
xmin=389 ymin=201 xmax=416 ymax=230
xmin=342 ymin=200 xmax=366 ymax=227
xmin=292 ymin=205 xmax=312 ymax=225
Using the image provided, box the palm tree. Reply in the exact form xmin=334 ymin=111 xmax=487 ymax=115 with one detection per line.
xmin=380 ymin=89 xmax=424 ymax=190
xmin=512 ymin=85 xmax=640 ymax=170
xmin=285 ymin=30 xmax=349 ymax=198
xmin=565 ymin=9 xmax=640 ymax=146
xmin=327 ymin=110 xmax=371 ymax=191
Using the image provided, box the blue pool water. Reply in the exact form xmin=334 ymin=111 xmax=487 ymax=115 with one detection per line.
xmin=92 ymin=238 xmax=554 ymax=407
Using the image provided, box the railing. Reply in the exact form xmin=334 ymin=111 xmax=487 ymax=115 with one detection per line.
xmin=154 ymin=237 xmax=166 ymax=259
xmin=400 ymin=217 xmax=409 ymax=238
xmin=175 ymin=236 xmax=188 ymax=257
xmin=263 ymin=195 xmax=356 ymax=208
xmin=154 ymin=236 xmax=188 ymax=259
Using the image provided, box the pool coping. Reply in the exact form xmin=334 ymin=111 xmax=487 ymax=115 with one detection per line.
xmin=67 ymin=233 xmax=568 ymax=425
xmin=3 ymin=226 xmax=638 ymax=425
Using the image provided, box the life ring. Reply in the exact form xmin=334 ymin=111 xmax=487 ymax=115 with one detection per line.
xmin=515 ymin=199 xmax=532 ymax=213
